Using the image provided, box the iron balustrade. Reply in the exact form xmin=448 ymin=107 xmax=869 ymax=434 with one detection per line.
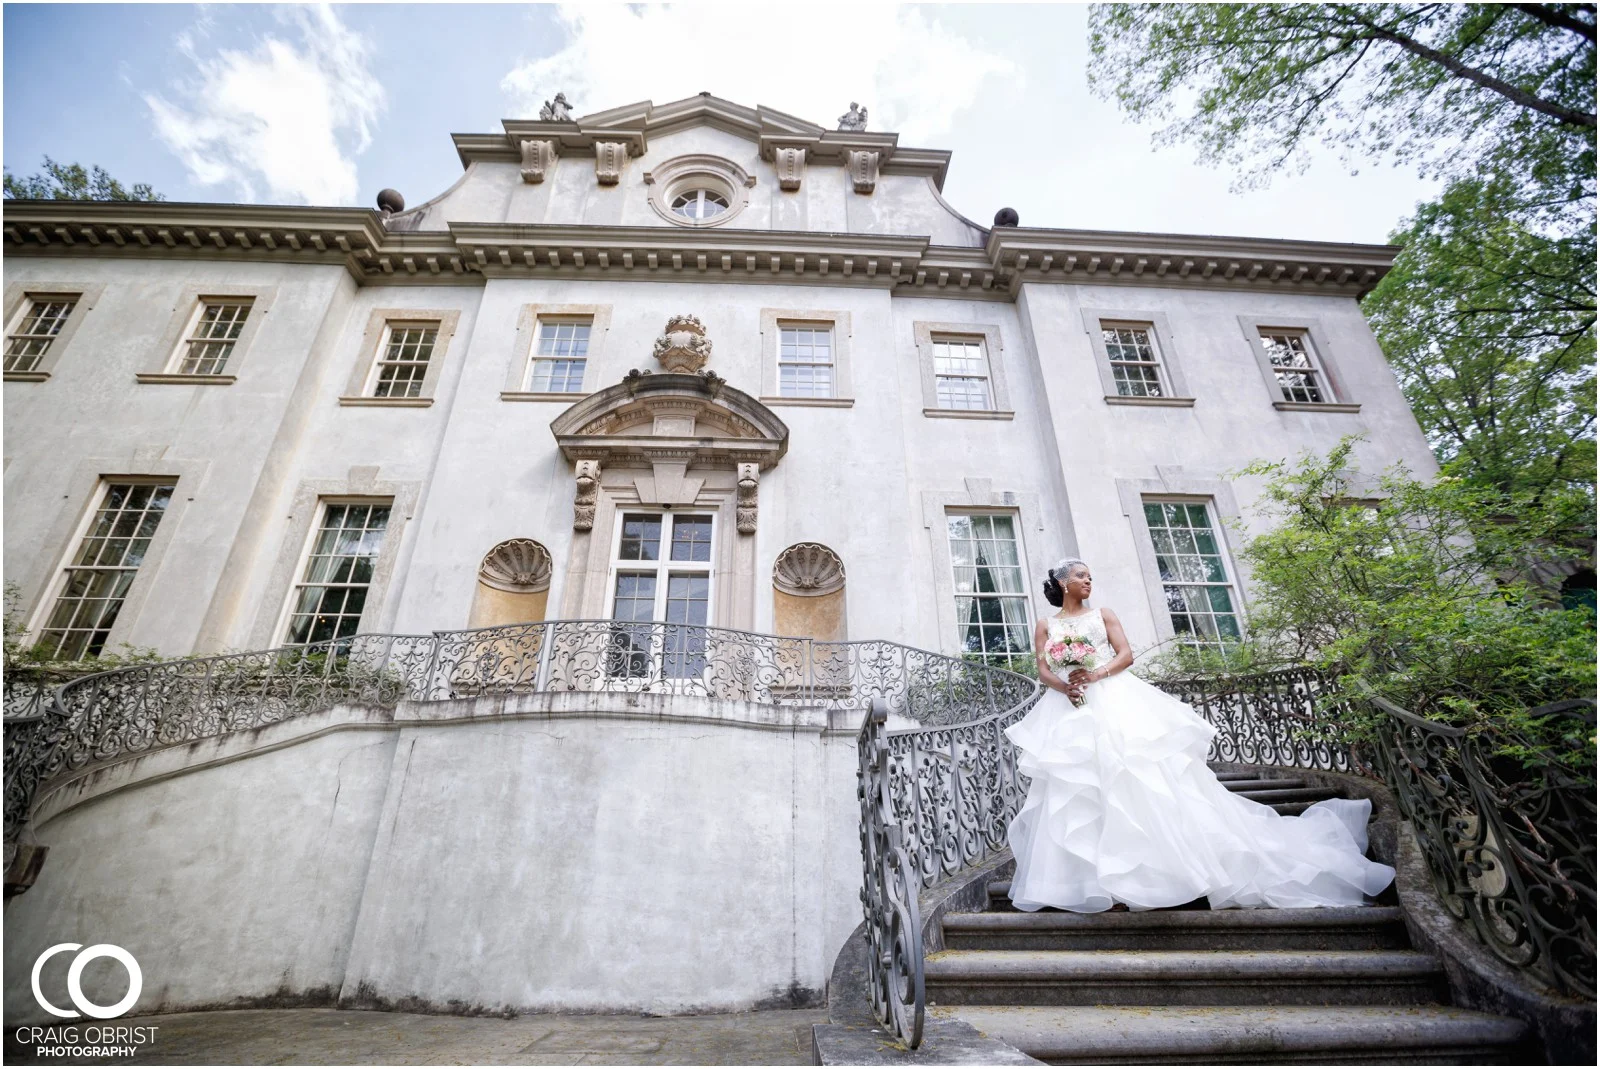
xmin=1363 ymin=691 xmax=1596 ymax=999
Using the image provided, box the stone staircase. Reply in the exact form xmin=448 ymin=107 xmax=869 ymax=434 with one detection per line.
xmin=923 ymin=769 xmax=1535 ymax=1065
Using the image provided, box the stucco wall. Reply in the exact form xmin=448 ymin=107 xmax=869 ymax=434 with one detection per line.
xmin=3 ymin=696 xmax=864 ymax=1023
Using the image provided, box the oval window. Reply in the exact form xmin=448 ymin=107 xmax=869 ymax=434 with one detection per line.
xmin=670 ymin=189 xmax=729 ymax=221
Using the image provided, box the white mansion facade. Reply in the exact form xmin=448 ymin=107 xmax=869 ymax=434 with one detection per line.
xmin=3 ymin=93 xmax=1433 ymax=665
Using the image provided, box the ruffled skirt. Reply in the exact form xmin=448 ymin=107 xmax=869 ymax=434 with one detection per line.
xmin=1004 ymin=672 xmax=1394 ymax=912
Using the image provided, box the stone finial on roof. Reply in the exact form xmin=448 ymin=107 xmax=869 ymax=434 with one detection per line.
xmin=837 ymin=102 xmax=868 ymax=131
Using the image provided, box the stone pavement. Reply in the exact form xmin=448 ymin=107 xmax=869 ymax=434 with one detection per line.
xmin=4 ymin=1007 xmax=829 ymax=1065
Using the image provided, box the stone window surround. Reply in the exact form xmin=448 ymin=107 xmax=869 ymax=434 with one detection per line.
xmin=136 ymin=283 xmax=278 ymax=386
xmin=559 ymin=470 xmax=753 ymax=631
xmin=2 ymin=281 xmax=105 ymax=382
xmin=920 ymin=479 xmax=1052 ymax=658
xmin=758 ymin=307 xmax=854 ymax=407
xmin=501 ymin=303 xmax=613 ymax=402
xmin=643 ymin=154 xmax=756 ymax=229
xmin=1236 ymin=314 xmax=1361 ymax=414
xmin=1080 ymin=307 xmax=1196 ymax=407
xmin=340 ymin=307 xmax=462 ymax=407
xmin=250 ymin=470 xmax=421 ymax=648
xmin=18 ymin=455 xmax=207 ymax=652
xmin=913 ymin=321 xmax=1014 ymax=420
xmin=1114 ymin=469 xmax=1252 ymax=646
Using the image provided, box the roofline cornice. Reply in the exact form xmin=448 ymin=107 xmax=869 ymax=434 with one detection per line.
xmin=2 ymin=201 xmax=1397 ymax=299
xmin=986 ymin=226 xmax=1399 ymax=298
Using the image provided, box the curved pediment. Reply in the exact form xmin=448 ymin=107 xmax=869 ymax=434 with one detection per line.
xmin=550 ymin=371 xmax=789 ymax=469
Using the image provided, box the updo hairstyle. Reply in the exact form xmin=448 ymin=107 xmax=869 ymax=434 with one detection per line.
xmin=1042 ymin=557 xmax=1088 ymax=608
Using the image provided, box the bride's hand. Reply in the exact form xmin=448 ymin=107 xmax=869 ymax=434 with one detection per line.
xmin=1067 ymin=668 xmax=1094 ymax=687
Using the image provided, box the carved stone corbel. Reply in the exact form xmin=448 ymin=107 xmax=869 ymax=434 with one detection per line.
xmin=594 ymin=142 xmax=629 ymax=185
xmin=847 ymin=150 xmax=880 ymax=195
xmin=573 ymin=460 xmax=602 ymax=530
xmin=519 ymin=139 xmax=558 ymax=184
xmin=736 ymin=463 xmax=760 ymax=534
xmin=773 ymin=147 xmax=806 ymax=192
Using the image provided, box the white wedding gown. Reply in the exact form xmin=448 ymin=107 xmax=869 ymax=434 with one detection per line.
xmin=1004 ymin=608 xmax=1395 ymax=912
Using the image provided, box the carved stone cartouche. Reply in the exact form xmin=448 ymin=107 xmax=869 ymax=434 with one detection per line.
xmin=652 ymin=315 xmax=713 ymax=373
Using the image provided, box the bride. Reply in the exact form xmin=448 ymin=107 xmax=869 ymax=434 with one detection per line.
xmin=1004 ymin=558 xmax=1395 ymax=912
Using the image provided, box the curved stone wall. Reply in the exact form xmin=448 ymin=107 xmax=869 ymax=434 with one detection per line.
xmin=4 ymin=694 xmax=864 ymax=1022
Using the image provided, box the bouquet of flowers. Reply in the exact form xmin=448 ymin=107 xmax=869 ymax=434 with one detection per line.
xmin=1045 ymin=635 xmax=1099 ymax=707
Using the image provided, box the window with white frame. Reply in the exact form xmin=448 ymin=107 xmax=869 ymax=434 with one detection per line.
xmin=5 ymin=296 xmax=78 ymax=373
xmin=1143 ymin=501 xmax=1242 ymax=649
xmin=1257 ymin=330 xmax=1327 ymax=404
xmin=608 ymin=512 xmax=714 ymax=678
xmin=284 ymin=501 xmax=391 ymax=645
xmin=778 ymin=324 xmax=834 ymax=398
xmin=36 ymin=481 xmax=175 ymax=660
xmin=370 ymin=323 xmax=439 ymax=398
xmin=947 ymin=513 xmax=1030 ymax=664
xmin=932 ymin=335 xmax=993 ymax=410
xmin=1102 ymin=324 xmax=1166 ymax=398
xmin=176 ymin=299 xmax=253 ymax=375
xmin=528 ymin=319 xmax=590 ymax=393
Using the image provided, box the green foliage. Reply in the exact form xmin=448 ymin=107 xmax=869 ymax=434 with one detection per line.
xmin=3 ymin=157 xmax=164 ymax=202
xmin=1200 ymin=438 xmax=1595 ymax=765
xmin=1087 ymin=4 xmax=1595 ymax=190
xmin=1090 ymin=5 xmax=1596 ymax=532
xmin=1364 ymin=175 xmax=1595 ymax=516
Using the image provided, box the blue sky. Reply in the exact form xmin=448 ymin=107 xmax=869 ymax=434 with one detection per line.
xmin=4 ymin=3 xmax=1441 ymax=243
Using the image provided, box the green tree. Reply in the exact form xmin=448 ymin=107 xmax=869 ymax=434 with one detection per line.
xmin=1144 ymin=439 xmax=1595 ymax=763
xmin=1089 ymin=4 xmax=1596 ymax=524
xmin=3 ymin=156 xmax=164 ymax=202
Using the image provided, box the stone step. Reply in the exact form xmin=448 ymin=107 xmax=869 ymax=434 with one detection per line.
xmin=923 ymin=949 xmax=1448 ymax=1007
xmin=943 ymin=906 xmax=1411 ymax=952
xmin=943 ymin=1004 xmax=1534 ymax=1065
xmin=1222 ymin=778 xmax=1307 ymax=792
xmin=1234 ymin=787 xmax=1343 ymax=804
xmin=1212 ymin=771 xmax=1264 ymax=782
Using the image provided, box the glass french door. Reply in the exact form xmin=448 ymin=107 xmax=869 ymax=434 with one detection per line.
xmin=608 ymin=512 xmax=713 ymax=679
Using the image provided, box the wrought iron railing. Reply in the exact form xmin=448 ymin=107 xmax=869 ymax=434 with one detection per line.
xmin=855 ymin=671 xmax=1044 ymax=1047
xmin=1364 ymin=691 xmax=1596 ymax=999
xmin=2 ymin=621 xmax=1038 ymax=845
xmin=1153 ymin=666 xmax=1356 ymax=772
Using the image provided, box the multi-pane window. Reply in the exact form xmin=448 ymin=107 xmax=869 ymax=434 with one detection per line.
xmin=371 ymin=324 xmax=438 ymax=398
xmin=528 ymin=320 xmax=590 ymax=393
xmin=948 ymin=513 xmax=1030 ymax=664
xmin=4 ymin=296 xmax=77 ymax=373
xmin=36 ymin=482 xmax=174 ymax=660
xmin=1144 ymin=501 xmax=1242 ymax=649
xmin=933 ymin=336 xmax=993 ymax=410
xmin=284 ymin=502 xmax=391 ymax=645
xmin=778 ymin=325 xmax=834 ymax=398
xmin=1102 ymin=325 xmax=1165 ymax=398
xmin=1258 ymin=331 xmax=1326 ymax=404
xmin=609 ymin=512 xmax=714 ymax=678
xmin=670 ymin=189 xmax=728 ymax=221
xmin=177 ymin=300 xmax=252 ymax=375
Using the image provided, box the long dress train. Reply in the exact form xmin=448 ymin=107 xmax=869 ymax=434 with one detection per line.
xmin=1004 ymin=607 xmax=1394 ymax=912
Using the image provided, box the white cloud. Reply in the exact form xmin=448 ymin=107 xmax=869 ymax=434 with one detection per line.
xmin=501 ymin=4 xmax=1017 ymax=141
xmin=144 ymin=5 xmax=385 ymax=205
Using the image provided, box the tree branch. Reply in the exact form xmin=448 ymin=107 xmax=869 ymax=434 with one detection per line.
xmin=1513 ymin=3 xmax=1597 ymax=42
xmin=1353 ymin=10 xmax=1597 ymax=127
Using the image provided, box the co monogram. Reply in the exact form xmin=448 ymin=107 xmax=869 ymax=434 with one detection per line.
xmin=30 ymin=943 xmax=143 ymax=1019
